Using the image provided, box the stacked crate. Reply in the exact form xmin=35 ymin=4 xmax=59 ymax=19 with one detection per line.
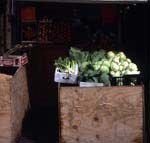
xmin=0 ymin=66 xmax=29 ymax=143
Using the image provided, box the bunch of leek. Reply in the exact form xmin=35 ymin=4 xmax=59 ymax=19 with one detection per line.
xmin=54 ymin=57 xmax=77 ymax=74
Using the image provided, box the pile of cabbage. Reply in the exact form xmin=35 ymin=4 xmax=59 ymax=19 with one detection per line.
xmin=100 ymin=51 xmax=140 ymax=77
xmin=69 ymin=47 xmax=140 ymax=85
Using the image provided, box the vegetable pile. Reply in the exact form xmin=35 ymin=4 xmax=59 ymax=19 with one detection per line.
xmin=54 ymin=47 xmax=140 ymax=85
xmin=106 ymin=51 xmax=140 ymax=77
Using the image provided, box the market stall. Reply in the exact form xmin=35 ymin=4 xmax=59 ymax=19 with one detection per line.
xmin=54 ymin=46 xmax=145 ymax=143
xmin=11 ymin=1 xmax=148 ymax=143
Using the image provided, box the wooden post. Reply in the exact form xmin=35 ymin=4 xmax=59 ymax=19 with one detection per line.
xmin=5 ymin=0 xmax=12 ymax=50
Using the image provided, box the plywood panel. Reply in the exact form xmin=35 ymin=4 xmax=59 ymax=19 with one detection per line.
xmin=0 ymin=74 xmax=12 ymax=112
xmin=11 ymin=66 xmax=30 ymax=142
xmin=0 ymin=112 xmax=11 ymax=139
xmin=60 ymin=86 xmax=144 ymax=143
xmin=0 ymin=66 xmax=29 ymax=143
xmin=0 ymin=138 xmax=11 ymax=143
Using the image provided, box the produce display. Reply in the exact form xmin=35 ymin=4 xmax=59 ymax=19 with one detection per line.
xmin=54 ymin=47 xmax=140 ymax=86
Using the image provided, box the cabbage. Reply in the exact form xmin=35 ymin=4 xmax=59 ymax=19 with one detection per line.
xmin=110 ymin=71 xmax=120 ymax=77
xmin=121 ymin=70 xmax=126 ymax=76
xmin=119 ymin=65 xmax=124 ymax=71
xmin=121 ymin=61 xmax=129 ymax=69
xmin=102 ymin=60 xmax=110 ymax=67
xmin=118 ymin=52 xmax=126 ymax=61
xmin=93 ymin=61 xmax=102 ymax=71
xmin=128 ymin=63 xmax=138 ymax=71
xmin=100 ymin=65 xmax=109 ymax=74
xmin=111 ymin=62 xmax=119 ymax=72
xmin=126 ymin=58 xmax=132 ymax=63
xmin=112 ymin=56 xmax=120 ymax=64
xmin=107 ymin=51 xmax=115 ymax=59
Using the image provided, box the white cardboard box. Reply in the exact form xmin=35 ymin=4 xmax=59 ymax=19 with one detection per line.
xmin=54 ymin=65 xmax=78 ymax=84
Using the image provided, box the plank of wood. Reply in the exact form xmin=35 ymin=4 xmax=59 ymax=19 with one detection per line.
xmin=0 ymin=74 xmax=12 ymax=112
xmin=0 ymin=112 xmax=11 ymax=139
xmin=60 ymin=86 xmax=144 ymax=143
xmin=0 ymin=138 xmax=11 ymax=143
xmin=11 ymin=66 xmax=30 ymax=142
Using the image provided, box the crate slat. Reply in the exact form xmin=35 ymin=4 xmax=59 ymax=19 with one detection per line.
xmin=0 ymin=112 xmax=11 ymax=138
xmin=0 ymin=75 xmax=12 ymax=112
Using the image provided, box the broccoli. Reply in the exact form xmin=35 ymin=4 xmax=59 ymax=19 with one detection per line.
xmin=100 ymin=73 xmax=111 ymax=86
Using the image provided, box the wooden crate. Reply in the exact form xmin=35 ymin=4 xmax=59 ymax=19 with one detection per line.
xmin=59 ymin=86 xmax=144 ymax=143
xmin=0 ymin=66 xmax=29 ymax=143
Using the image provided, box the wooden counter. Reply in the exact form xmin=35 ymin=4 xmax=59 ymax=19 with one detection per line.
xmin=59 ymin=86 xmax=144 ymax=143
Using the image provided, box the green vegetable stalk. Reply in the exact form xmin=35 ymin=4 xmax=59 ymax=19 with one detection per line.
xmin=54 ymin=57 xmax=77 ymax=74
